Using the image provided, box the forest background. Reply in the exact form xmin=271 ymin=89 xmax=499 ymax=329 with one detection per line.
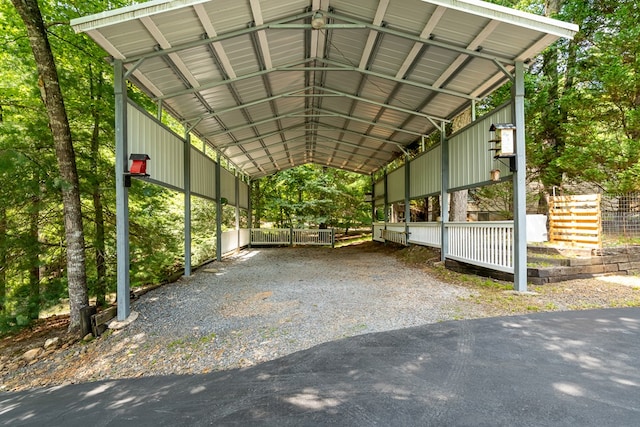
xmin=1 ymin=0 xmax=638 ymax=333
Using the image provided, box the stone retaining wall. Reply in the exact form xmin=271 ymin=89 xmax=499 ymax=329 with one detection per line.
xmin=445 ymin=245 xmax=640 ymax=285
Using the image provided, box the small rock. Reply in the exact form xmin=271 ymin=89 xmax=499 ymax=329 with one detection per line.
xmin=23 ymin=348 xmax=43 ymax=363
xmin=44 ymin=337 xmax=60 ymax=350
xmin=83 ymin=333 xmax=93 ymax=342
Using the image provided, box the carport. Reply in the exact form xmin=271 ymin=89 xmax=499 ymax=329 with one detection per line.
xmin=71 ymin=0 xmax=578 ymax=321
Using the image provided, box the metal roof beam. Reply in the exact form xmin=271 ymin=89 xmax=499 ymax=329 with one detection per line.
xmin=312 ymin=107 xmax=423 ymax=138
xmin=358 ymin=0 xmax=390 ymax=69
xmin=317 ymin=58 xmax=479 ymax=101
xmin=157 ymin=58 xmax=313 ymax=101
xmin=240 ymin=145 xmax=386 ymax=170
xmin=113 ymin=10 xmax=314 ymax=65
xmin=184 ymin=86 xmax=314 ymax=123
xmin=272 ymin=16 xmax=513 ymax=65
xmin=283 ymin=134 xmax=387 ymax=156
xmin=217 ymin=123 xmax=308 ymax=150
xmin=236 ymin=141 xmax=387 ymax=170
xmin=396 ymin=5 xmax=446 ymax=79
xmin=317 ymin=87 xmax=446 ymax=125
xmin=314 ymin=123 xmax=405 ymax=148
xmin=205 ymin=108 xmax=311 ymax=138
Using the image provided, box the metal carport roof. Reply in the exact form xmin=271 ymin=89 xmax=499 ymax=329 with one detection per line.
xmin=71 ymin=0 xmax=577 ymax=179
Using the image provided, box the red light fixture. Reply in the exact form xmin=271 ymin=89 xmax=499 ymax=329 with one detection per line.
xmin=124 ymin=153 xmax=150 ymax=187
xmin=129 ymin=153 xmax=150 ymax=175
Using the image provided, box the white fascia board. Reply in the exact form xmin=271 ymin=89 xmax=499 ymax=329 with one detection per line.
xmin=71 ymin=0 xmax=210 ymax=33
xmin=422 ymin=0 xmax=579 ymax=39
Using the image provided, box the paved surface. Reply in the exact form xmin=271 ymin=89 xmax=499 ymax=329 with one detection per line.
xmin=1 ymin=308 xmax=639 ymax=426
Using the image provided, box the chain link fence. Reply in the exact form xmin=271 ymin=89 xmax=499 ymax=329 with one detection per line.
xmin=601 ymin=193 xmax=640 ymax=243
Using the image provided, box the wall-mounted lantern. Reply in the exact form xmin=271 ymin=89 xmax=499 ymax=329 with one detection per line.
xmin=489 ymin=123 xmax=516 ymax=172
xmin=124 ymin=153 xmax=150 ymax=187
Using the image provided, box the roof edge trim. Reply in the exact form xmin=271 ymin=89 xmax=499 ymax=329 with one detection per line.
xmin=423 ymin=0 xmax=579 ymax=39
xmin=71 ymin=0 xmax=210 ymax=33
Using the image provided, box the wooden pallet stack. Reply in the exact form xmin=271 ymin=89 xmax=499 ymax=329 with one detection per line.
xmin=549 ymin=194 xmax=602 ymax=249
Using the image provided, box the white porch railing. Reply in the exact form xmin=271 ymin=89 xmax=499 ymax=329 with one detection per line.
xmin=446 ymin=221 xmax=514 ymax=273
xmin=292 ymin=229 xmax=335 ymax=246
xmin=407 ymin=222 xmax=441 ymax=248
xmin=373 ymin=221 xmax=514 ymax=274
xmin=381 ymin=229 xmax=407 ymax=245
xmin=221 ymin=229 xmax=251 ymax=255
xmin=250 ymin=228 xmax=291 ymax=245
xmin=250 ymin=228 xmax=335 ymax=246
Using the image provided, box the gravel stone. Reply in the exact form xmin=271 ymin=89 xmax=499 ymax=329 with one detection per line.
xmin=1 ymin=245 xmax=479 ymax=390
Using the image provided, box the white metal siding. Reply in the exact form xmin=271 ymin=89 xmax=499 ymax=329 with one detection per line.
xmin=220 ymin=168 xmax=236 ymax=205
xmin=386 ymin=167 xmax=405 ymax=203
xmin=410 ymin=145 xmax=442 ymax=198
xmin=127 ymin=102 xmax=184 ymax=190
xmin=190 ymin=147 xmax=216 ymax=200
xmin=448 ymin=104 xmax=513 ymax=190
xmin=374 ymin=180 xmax=385 ymax=207
xmin=238 ymin=181 xmax=249 ymax=209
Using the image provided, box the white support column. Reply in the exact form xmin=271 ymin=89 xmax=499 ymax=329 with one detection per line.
xmin=184 ymin=132 xmax=192 ymax=277
xmin=215 ymin=153 xmax=222 ymax=262
xmin=114 ymin=60 xmax=130 ymax=321
xmin=513 ymin=61 xmax=528 ymax=292
xmin=440 ymin=123 xmax=449 ymax=262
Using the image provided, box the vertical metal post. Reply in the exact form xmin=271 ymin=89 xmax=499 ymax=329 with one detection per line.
xmin=471 ymin=99 xmax=477 ymax=122
xmin=248 ymin=179 xmax=253 ymax=248
xmin=404 ymin=155 xmax=411 ymax=244
xmin=114 ymin=60 xmax=130 ymax=321
xmin=235 ymin=173 xmax=240 ymax=251
xmin=440 ymin=122 xmax=449 ymax=262
xmin=513 ymin=61 xmax=528 ymax=292
xmin=383 ymin=168 xmax=389 ymax=226
xmin=183 ymin=132 xmax=191 ymax=276
xmin=215 ymin=153 xmax=222 ymax=262
xmin=370 ymin=174 xmax=375 ymax=238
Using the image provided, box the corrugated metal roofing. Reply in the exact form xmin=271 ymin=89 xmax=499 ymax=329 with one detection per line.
xmin=71 ymin=0 xmax=577 ymax=178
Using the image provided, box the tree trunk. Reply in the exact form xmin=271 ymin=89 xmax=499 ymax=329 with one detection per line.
xmin=431 ymin=196 xmax=441 ymax=221
xmin=90 ymin=67 xmax=107 ymax=307
xmin=0 ymin=206 xmax=6 ymax=312
xmin=28 ymin=171 xmax=40 ymax=320
xmin=0 ymin=106 xmax=5 ymax=312
xmin=12 ymin=0 xmax=88 ymax=333
xmin=449 ymin=110 xmax=471 ymax=221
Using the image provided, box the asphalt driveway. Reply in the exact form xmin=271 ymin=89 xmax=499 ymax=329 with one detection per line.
xmin=1 ymin=308 xmax=639 ymax=426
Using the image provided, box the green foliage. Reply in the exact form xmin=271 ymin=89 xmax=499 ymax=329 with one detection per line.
xmin=525 ymin=0 xmax=640 ymax=195
xmin=252 ymin=165 xmax=371 ymax=232
xmin=3 ymin=0 xmax=640 ymax=332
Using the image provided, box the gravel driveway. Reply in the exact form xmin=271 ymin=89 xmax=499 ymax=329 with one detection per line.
xmin=3 ymin=243 xmax=479 ymax=390
xmin=128 ymin=244 xmax=476 ymax=372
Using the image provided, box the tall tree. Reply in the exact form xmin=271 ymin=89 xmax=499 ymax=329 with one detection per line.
xmin=11 ymin=0 xmax=88 ymax=333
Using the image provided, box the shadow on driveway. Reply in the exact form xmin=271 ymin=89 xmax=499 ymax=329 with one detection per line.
xmin=1 ymin=308 xmax=639 ymax=426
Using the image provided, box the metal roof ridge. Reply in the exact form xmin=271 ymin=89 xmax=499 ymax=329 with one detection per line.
xmin=71 ymin=0 xmax=210 ymax=33
xmin=422 ymin=0 xmax=579 ymax=39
